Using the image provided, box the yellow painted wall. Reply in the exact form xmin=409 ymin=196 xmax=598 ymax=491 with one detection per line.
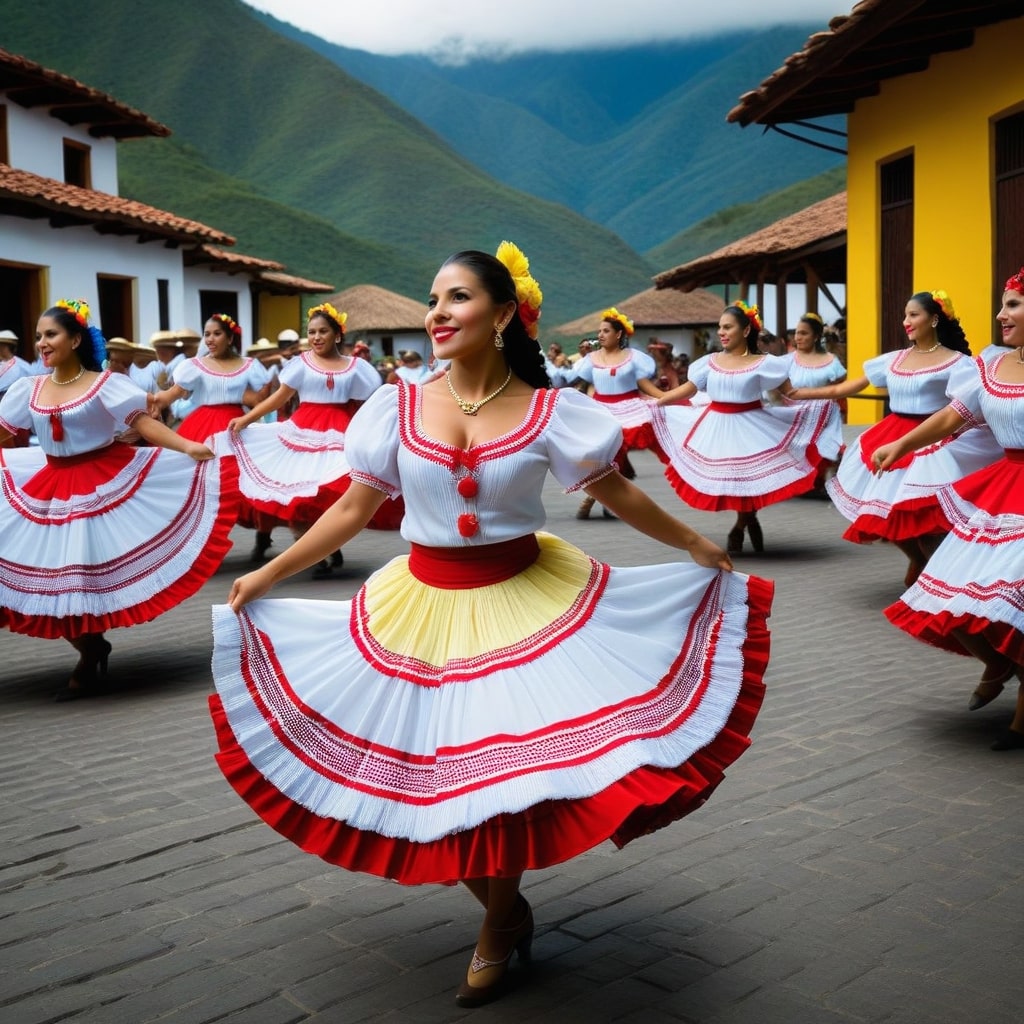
xmin=845 ymin=16 xmax=1024 ymax=423
xmin=257 ymin=293 xmax=305 ymax=343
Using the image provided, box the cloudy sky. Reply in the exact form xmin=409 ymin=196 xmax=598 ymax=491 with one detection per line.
xmin=244 ymin=0 xmax=852 ymax=60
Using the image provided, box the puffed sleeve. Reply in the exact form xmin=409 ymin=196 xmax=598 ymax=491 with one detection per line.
xmin=171 ymin=359 xmax=200 ymax=392
xmin=571 ymin=354 xmax=595 ymax=384
xmin=686 ymin=354 xmax=712 ymax=391
xmin=862 ymin=352 xmax=894 ymax=389
xmin=245 ymin=358 xmax=270 ymax=389
xmin=757 ymin=353 xmax=791 ymax=389
xmin=350 ymin=357 xmax=384 ymax=400
xmin=543 ymin=388 xmax=623 ymax=492
xmin=344 ymin=383 xmax=401 ymax=497
xmin=946 ymin=357 xmax=986 ymax=425
xmin=97 ymin=371 xmax=148 ymax=426
xmin=0 ymin=376 xmax=33 ymax=433
xmin=277 ymin=356 xmax=304 ymax=389
xmin=827 ymin=356 xmax=847 ymax=382
xmin=632 ymin=349 xmax=657 ymax=380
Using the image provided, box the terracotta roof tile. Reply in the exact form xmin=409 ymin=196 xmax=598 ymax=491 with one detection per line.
xmin=553 ymin=287 xmax=725 ymax=338
xmin=186 ymin=245 xmax=283 ymax=271
xmin=0 ymin=47 xmax=170 ymax=139
xmin=655 ymin=192 xmax=846 ymax=291
xmin=728 ymin=1 xmax=1022 ymax=126
xmin=261 ymin=271 xmax=334 ymax=294
xmin=0 ymin=164 xmax=232 ymax=244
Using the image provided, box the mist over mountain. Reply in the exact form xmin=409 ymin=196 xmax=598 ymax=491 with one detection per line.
xmin=253 ymin=13 xmax=845 ymax=252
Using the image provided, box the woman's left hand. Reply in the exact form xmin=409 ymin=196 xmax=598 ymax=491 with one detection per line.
xmin=186 ymin=441 xmax=215 ymax=462
xmin=688 ymin=535 xmax=733 ymax=572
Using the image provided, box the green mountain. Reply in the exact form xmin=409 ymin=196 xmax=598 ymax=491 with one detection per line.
xmin=647 ymin=166 xmax=847 ymax=269
xmin=1 ymin=0 xmax=656 ymax=324
xmin=254 ymin=15 xmax=845 ymax=251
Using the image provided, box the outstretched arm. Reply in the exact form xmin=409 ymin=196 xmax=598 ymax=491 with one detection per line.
xmin=227 ymin=482 xmax=387 ymax=611
xmin=657 ymin=380 xmax=698 ymax=405
xmin=132 ymin=414 xmax=214 ymax=460
xmin=791 ymin=374 xmax=871 ymax=400
xmin=585 ymin=472 xmax=732 ymax=571
xmin=230 ymin=383 xmax=297 ymax=430
xmin=872 ymin=405 xmax=967 ymax=472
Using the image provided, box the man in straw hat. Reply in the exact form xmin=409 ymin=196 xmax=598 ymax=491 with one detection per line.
xmin=0 ymin=329 xmax=35 ymax=446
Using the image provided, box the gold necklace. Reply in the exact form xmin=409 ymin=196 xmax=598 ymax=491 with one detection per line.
xmin=446 ymin=368 xmax=512 ymax=415
xmin=912 ymin=342 xmax=940 ymax=354
xmin=51 ymin=365 xmax=85 ymax=385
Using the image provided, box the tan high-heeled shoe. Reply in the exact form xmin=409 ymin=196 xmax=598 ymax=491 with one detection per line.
xmin=455 ymin=897 xmax=534 ymax=1008
xmin=576 ymin=496 xmax=596 ymax=519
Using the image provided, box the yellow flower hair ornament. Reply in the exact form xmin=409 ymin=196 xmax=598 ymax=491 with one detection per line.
xmin=930 ymin=290 xmax=956 ymax=321
xmin=495 ymin=240 xmax=543 ymax=339
xmin=802 ymin=311 xmax=824 ymax=324
xmin=734 ymin=300 xmax=762 ymax=332
xmin=55 ymin=298 xmax=91 ymax=327
xmin=307 ymin=302 xmax=348 ymax=333
xmin=600 ymin=307 xmax=635 ymax=337
xmin=212 ymin=313 xmax=242 ymax=337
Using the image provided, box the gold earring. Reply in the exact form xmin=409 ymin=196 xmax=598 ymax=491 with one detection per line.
xmin=494 ymin=325 xmax=505 ymax=350
xmin=931 ymin=320 xmax=938 ymax=328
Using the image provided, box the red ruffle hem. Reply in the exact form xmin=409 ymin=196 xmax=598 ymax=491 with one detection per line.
xmin=207 ymin=573 xmax=772 ymax=886
xmin=884 ymin=602 xmax=1024 ymax=666
xmin=665 ymin=449 xmax=825 ymax=513
xmin=0 ymin=456 xmax=241 ymax=640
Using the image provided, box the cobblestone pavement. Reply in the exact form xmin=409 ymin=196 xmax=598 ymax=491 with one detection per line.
xmin=2 ymin=441 xmax=1023 ymax=1024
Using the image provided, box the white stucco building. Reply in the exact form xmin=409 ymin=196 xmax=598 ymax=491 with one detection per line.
xmin=0 ymin=48 xmax=329 ymax=359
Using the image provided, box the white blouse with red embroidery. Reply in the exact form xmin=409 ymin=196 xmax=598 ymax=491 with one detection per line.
xmin=344 ymin=383 xmax=623 ymax=545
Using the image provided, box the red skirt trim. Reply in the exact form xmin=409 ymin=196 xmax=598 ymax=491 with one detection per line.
xmin=20 ymin=442 xmax=145 ymax=507
xmin=841 ymin=497 xmax=949 ymax=544
xmin=664 ymin=449 xmax=823 ymax=512
xmin=620 ymin=423 xmax=667 ymax=461
xmin=884 ymin=601 xmax=1024 ymax=665
xmin=0 ymin=458 xmax=241 ymax=640
xmin=208 ymin=575 xmax=772 ymax=884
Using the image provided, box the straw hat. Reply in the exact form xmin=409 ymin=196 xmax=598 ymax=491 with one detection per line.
xmin=0 ymin=329 xmax=18 ymax=352
xmin=149 ymin=329 xmax=183 ymax=349
xmin=105 ymin=337 xmax=136 ymax=353
xmin=247 ymin=337 xmax=278 ymax=356
xmin=132 ymin=344 xmax=158 ymax=367
xmin=174 ymin=327 xmax=202 ymax=354
xmin=277 ymin=328 xmax=300 ymax=343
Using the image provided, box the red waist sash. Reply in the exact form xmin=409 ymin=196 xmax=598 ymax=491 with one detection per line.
xmin=707 ymin=400 xmax=762 ymax=413
xmin=1005 ymin=448 xmax=1024 ymax=463
xmin=593 ymin=391 xmax=640 ymax=404
xmin=45 ymin=441 xmax=128 ymax=468
xmin=408 ymin=534 xmax=541 ymax=589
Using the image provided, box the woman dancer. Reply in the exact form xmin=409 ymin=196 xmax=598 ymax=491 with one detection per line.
xmin=0 ymin=330 xmax=33 ymax=447
xmin=209 ymin=243 xmax=772 ymax=1008
xmin=227 ymin=303 xmax=389 ymax=579
xmin=654 ymin=302 xmax=835 ymax=554
xmin=795 ymin=291 xmax=1002 ymax=584
xmin=0 ymin=300 xmax=238 ymax=699
xmin=777 ymin=312 xmax=847 ymax=484
xmin=152 ymin=314 xmax=274 ymax=560
xmin=873 ymin=270 xmax=1024 ymax=750
xmin=571 ymin=307 xmax=665 ymax=519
